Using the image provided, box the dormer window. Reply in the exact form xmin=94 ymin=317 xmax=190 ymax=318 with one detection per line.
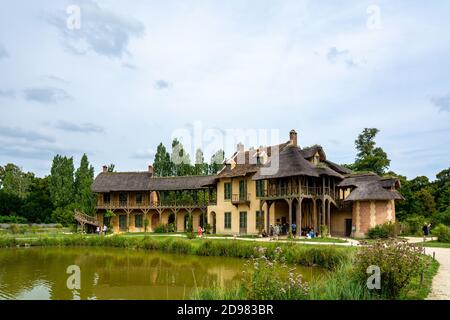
xmin=314 ymin=153 xmax=320 ymax=165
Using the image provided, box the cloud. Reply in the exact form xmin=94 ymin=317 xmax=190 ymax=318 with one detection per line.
xmin=122 ymin=62 xmax=137 ymax=70
xmin=44 ymin=75 xmax=70 ymax=84
xmin=154 ymin=80 xmax=171 ymax=90
xmin=431 ymin=93 xmax=450 ymax=112
xmin=0 ymin=125 xmax=54 ymax=142
xmin=23 ymin=87 xmax=72 ymax=104
xmin=131 ymin=148 xmax=155 ymax=159
xmin=54 ymin=120 xmax=104 ymax=133
xmin=0 ymin=143 xmax=80 ymax=160
xmin=0 ymin=89 xmax=15 ymax=98
xmin=0 ymin=44 xmax=8 ymax=59
xmin=46 ymin=0 xmax=145 ymax=58
xmin=327 ymin=47 xmax=356 ymax=68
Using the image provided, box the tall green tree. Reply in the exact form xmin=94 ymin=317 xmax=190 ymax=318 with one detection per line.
xmin=351 ymin=128 xmax=390 ymax=175
xmin=194 ymin=149 xmax=209 ymax=176
xmin=153 ymin=143 xmax=172 ymax=177
xmin=209 ymin=149 xmax=225 ymax=174
xmin=49 ymin=155 xmax=75 ymax=209
xmin=433 ymin=168 xmax=450 ymax=212
xmin=171 ymin=138 xmax=192 ymax=176
xmin=21 ymin=176 xmax=54 ymax=223
xmin=74 ymin=154 xmax=96 ymax=215
xmin=0 ymin=163 xmax=33 ymax=198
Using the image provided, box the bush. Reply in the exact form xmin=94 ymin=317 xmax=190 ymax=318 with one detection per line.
xmin=367 ymin=222 xmax=398 ymax=239
xmin=153 ymin=224 xmax=168 ymax=233
xmin=186 ymin=231 xmax=197 ymax=239
xmin=432 ymin=210 xmax=450 ymax=227
xmin=404 ymin=215 xmax=427 ymax=236
xmin=354 ymin=240 xmax=427 ymax=299
xmin=8 ymin=224 xmax=20 ymax=234
xmin=320 ymin=225 xmax=329 ymax=238
xmin=432 ymin=224 xmax=450 ymax=243
xmin=0 ymin=215 xmax=27 ymax=224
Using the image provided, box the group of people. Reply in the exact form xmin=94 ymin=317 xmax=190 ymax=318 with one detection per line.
xmin=261 ymin=224 xmax=319 ymax=239
xmin=95 ymin=225 xmax=108 ymax=236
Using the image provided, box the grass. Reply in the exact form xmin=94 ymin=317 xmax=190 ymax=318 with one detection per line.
xmin=415 ymin=240 xmax=450 ymax=248
xmin=399 ymin=258 xmax=439 ymax=300
xmin=292 ymin=237 xmax=347 ymax=243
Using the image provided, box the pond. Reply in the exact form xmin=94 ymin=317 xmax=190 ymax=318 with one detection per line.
xmin=0 ymin=247 xmax=325 ymax=300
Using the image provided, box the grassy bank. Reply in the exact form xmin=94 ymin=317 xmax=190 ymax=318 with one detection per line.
xmin=417 ymin=241 xmax=450 ymax=248
xmin=0 ymin=234 xmax=352 ymax=270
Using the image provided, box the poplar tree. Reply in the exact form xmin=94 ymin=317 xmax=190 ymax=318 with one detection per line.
xmin=74 ymin=154 xmax=96 ymax=215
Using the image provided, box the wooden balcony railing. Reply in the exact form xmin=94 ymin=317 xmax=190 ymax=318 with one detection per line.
xmin=96 ymin=198 xmax=217 ymax=210
xmin=262 ymin=186 xmax=336 ymax=199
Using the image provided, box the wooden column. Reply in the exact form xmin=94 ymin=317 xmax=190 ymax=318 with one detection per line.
xmin=313 ymin=199 xmax=317 ymax=231
xmin=328 ymin=200 xmax=331 ymax=236
xmin=259 ymin=200 xmax=264 ymax=233
xmin=288 ymin=199 xmax=293 ymax=234
xmin=296 ymin=198 xmax=302 ymax=237
xmin=266 ymin=201 xmax=271 ymax=234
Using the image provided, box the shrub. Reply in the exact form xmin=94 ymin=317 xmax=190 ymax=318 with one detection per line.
xmin=432 ymin=210 xmax=450 ymax=227
xmin=0 ymin=215 xmax=27 ymax=224
xmin=8 ymin=224 xmax=20 ymax=234
xmin=153 ymin=224 xmax=168 ymax=233
xmin=186 ymin=231 xmax=197 ymax=239
xmin=367 ymin=222 xmax=398 ymax=239
xmin=404 ymin=215 xmax=427 ymax=236
xmin=354 ymin=240 xmax=427 ymax=299
xmin=320 ymin=225 xmax=329 ymax=238
xmin=432 ymin=224 xmax=450 ymax=243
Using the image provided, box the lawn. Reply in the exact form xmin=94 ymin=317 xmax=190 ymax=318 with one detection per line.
xmin=416 ymin=240 xmax=450 ymax=248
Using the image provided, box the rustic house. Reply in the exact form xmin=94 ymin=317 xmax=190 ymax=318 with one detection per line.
xmin=91 ymin=130 xmax=403 ymax=237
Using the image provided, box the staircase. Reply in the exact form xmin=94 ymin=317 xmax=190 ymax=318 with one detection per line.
xmin=74 ymin=210 xmax=100 ymax=227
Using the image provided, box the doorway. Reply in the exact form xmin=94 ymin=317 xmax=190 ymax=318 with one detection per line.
xmin=345 ymin=219 xmax=352 ymax=237
xmin=239 ymin=211 xmax=247 ymax=234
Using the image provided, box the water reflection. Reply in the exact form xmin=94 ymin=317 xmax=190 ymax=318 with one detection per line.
xmin=0 ymin=247 xmax=324 ymax=300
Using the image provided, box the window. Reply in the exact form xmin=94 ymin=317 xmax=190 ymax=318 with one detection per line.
xmin=256 ymin=211 xmax=264 ymax=230
xmin=239 ymin=212 xmax=247 ymax=233
xmin=135 ymin=215 xmax=143 ymax=228
xmin=119 ymin=215 xmax=127 ymax=230
xmin=256 ymin=180 xmax=264 ymax=197
xmin=103 ymin=193 xmax=111 ymax=204
xmin=135 ymin=193 xmax=143 ymax=205
xmin=224 ymin=183 xmax=232 ymax=200
xmin=224 ymin=212 xmax=232 ymax=229
xmin=239 ymin=180 xmax=247 ymax=200
xmin=119 ymin=193 xmax=128 ymax=206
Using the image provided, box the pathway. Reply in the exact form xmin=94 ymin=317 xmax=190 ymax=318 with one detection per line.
xmin=424 ymin=247 xmax=450 ymax=300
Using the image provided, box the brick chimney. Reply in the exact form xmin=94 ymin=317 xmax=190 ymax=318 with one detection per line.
xmin=236 ymin=142 xmax=244 ymax=152
xmin=289 ymin=129 xmax=298 ymax=146
xmin=148 ymin=165 xmax=154 ymax=175
xmin=102 ymin=165 xmax=108 ymax=173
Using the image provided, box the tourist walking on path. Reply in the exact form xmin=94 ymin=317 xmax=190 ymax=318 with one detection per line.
xmin=291 ymin=223 xmax=297 ymax=237
xmin=96 ymin=226 xmax=100 ymax=236
xmin=103 ymin=225 xmax=107 ymax=235
xmin=197 ymin=226 xmax=203 ymax=238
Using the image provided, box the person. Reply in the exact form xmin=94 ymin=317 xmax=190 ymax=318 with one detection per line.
xmin=423 ymin=224 xmax=429 ymax=238
xmin=261 ymin=229 xmax=268 ymax=238
xmin=103 ymin=224 xmax=107 ymax=235
xmin=197 ymin=226 xmax=203 ymax=237
xmin=291 ymin=223 xmax=297 ymax=237
xmin=96 ymin=226 xmax=100 ymax=236
xmin=269 ymin=225 xmax=274 ymax=237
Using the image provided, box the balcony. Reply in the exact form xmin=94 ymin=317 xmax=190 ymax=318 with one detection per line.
xmin=261 ymin=186 xmax=336 ymax=199
xmin=96 ymin=198 xmax=216 ymax=210
xmin=231 ymin=193 xmax=251 ymax=206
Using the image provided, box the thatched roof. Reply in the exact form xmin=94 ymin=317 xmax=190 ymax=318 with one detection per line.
xmin=91 ymin=172 xmax=216 ymax=192
xmin=252 ymin=145 xmax=320 ymax=180
xmin=315 ymin=166 xmax=344 ymax=179
xmin=324 ymin=160 xmax=353 ymax=175
xmin=338 ymin=173 xmax=403 ymax=201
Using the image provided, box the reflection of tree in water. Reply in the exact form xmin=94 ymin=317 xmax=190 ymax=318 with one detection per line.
xmin=0 ymin=247 xmax=245 ymax=300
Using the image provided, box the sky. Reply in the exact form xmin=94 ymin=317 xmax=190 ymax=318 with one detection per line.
xmin=0 ymin=0 xmax=449 ymax=180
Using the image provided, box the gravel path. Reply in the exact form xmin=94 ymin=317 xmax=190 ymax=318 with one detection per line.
xmin=424 ymin=247 xmax=450 ymax=300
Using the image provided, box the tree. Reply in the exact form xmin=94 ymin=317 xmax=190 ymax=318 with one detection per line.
xmin=194 ymin=149 xmax=209 ymax=176
xmin=351 ymin=128 xmax=390 ymax=175
xmin=49 ymin=155 xmax=75 ymax=209
xmin=21 ymin=176 xmax=53 ymax=223
xmin=0 ymin=163 xmax=33 ymax=198
xmin=171 ymin=138 xmax=192 ymax=176
xmin=74 ymin=154 xmax=96 ymax=215
xmin=209 ymin=150 xmax=225 ymax=174
xmin=0 ymin=190 xmax=23 ymax=217
xmin=433 ymin=168 xmax=450 ymax=212
xmin=153 ymin=143 xmax=172 ymax=177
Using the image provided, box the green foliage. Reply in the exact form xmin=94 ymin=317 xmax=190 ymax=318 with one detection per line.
xmin=0 ymin=190 xmax=23 ymax=216
xmin=51 ymin=204 xmax=77 ymax=226
xmin=351 ymin=128 xmax=390 ymax=175
xmin=367 ymin=222 xmax=398 ymax=239
xmin=432 ymin=224 xmax=450 ymax=243
xmin=354 ymin=240 xmax=427 ymax=299
xmin=49 ymin=155 xmax=75 ymax=208
xmin=0 ymin=163 xmax=34 ymax=198
xmin=153 ymin=143 xmax=172 ymax=177
xmin=74 ymin=154 xmax=95 ymax=215
xmin=153 ymin=223 xmax=168 ymax=233
xmin=186 ymin=231 xmax=197 ymax=239
xmin=431 ymin=210 xmax=450 ymax=227
xmin=402 ymin=215 xmax=427 ymax=236
xmin=144 ymin=218 xmax=149 ymax=232
xmin=320 ymin=225 xmax=329 ymax=238
xmin=209 ymin=150 xmax=225 ymax=174
xmin=0 ymin=215 xmax=27 ymax=223
xmin=21 ymin=176 xmax=53 ymax=223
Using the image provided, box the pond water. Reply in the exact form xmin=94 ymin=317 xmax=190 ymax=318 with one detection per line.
xmin=0 ymin=247 xmax=325 ymax=300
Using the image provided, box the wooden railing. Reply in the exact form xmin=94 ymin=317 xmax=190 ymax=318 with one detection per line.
xmin=231 ymin=193 xmax=251 ymax=204
xmin=96 ymin=199 xmax=217 ymax=210
xmin=262 ymin=186 xmax=336 ymax=199
xmin=74 ymin=210 xmax=100 ymax=226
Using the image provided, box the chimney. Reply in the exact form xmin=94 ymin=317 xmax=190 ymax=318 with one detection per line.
xmin=102 ymin=165 xmax=108 ymax=173
xmin=148 ymin=165 xmax=154 ymax=175
xmin=289 ymin=129 xmax=298 ymax=146
xmin=236 ymin=142 xmax=244 ymax=152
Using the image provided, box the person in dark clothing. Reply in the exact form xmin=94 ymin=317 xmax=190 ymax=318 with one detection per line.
xmin=423 ymin=224 xmax=429 ymax=237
